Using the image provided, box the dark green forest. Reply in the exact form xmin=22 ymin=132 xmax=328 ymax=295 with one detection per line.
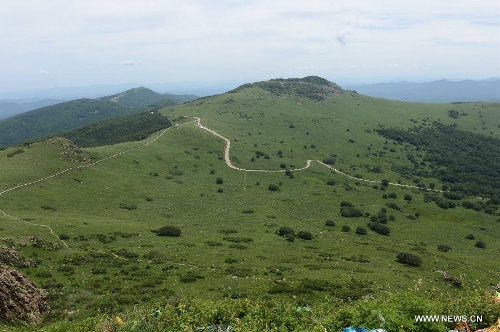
xmin=61 ymin=112 xmax=172 ymax=148
xmin=377 ymin=122 xmax=500 ymax=199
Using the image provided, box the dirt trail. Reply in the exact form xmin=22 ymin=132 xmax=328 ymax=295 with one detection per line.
xmin=0 ymin=116 xmax=439 ymax=247
xmin=195 ymin=117 xmax=311 ymax=173
xmin=0 ymin=123 xmax=181 ymax=247
xmin=194 ymin=117 xmax=439 ymax=192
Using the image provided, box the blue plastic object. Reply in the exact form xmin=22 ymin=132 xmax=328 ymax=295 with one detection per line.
xmin=341 ymin=327 xmax=368 ymax=332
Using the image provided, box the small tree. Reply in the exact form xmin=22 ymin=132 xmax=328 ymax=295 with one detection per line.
xmin=322 ymin=157 xmax=336 ymax=165
xmin=475 ymin=241 xmax=486 ymax=249
xmin=396 ymin=252 xmax=422 ymax=267
xmin=216 ymin=177 xmax=224 ymax=184
xmin=325 ymin=220 xmax=335 ymax=227
xmin=355 ymin=227 xmax=367 ymax=235
xmin=341 ymin=225 xmax=351 ymax=232
xmin=268 ymin=184 xmax=279 ymax=191
xmin=297 ymin=231 xmax=313 ymax=240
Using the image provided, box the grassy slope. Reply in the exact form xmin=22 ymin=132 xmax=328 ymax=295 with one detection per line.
xmin=1 ymin=82 xmax=499 ymax=329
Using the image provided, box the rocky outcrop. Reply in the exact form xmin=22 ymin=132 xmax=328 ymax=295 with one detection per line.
xmin=0 ymin=245 xmax=37 ymax=268
xmin=0 ymin=245 xmax=49 ymax=325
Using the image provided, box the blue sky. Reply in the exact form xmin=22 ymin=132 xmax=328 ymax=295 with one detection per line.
xmin=1 ymin=0 xmax=499 ymax=92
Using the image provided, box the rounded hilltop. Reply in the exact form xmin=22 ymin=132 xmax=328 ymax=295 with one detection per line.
xmin=229 ymin=75 xmax=343 ymax=101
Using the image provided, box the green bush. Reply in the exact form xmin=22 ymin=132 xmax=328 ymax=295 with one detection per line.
xmin=341 ymin=225 xmax=351 ymax=232
xmin=297 ymin=231 xmax=313 ymax=240
xmin=153 ymin=225 xmax=181 ymax=237
xmin=322 ymin=157 xmax=336 ymax=165
xmin=325 ymin=219 xmax=335 ymax=227
xmin=396 ymin=252 xmax=422 ymax=267
xmin=277 ymin=227 xmax=294 ymax=237
xmin=368 ymin=222 xmax=390 ymax=235
xmin=340 ymin=206 xmax=363 ymax=218
xmin=437 ymin=244 xmax=452 ymax=252
xmin=268 ymin=184 xmax=280 ymax=191
xmin=355 ymin=227 xmax=367 ymax=235
xmin=475 ymin=241 xmax=486 ymax=248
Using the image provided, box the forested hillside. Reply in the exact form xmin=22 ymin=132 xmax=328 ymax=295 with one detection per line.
xmin=61 ymin=111 xmax=172 ymax=148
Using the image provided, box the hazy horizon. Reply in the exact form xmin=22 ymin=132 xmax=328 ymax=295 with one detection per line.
xmin=1 ymin=0 xmax=498 ymax=94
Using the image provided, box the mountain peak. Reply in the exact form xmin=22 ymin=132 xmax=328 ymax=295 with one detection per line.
xmin=231 ymin=76 xmax=342 ymax=101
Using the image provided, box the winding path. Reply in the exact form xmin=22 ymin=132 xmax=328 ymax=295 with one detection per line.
xmin=194 ymin=117 xmax=439 ymax=192
xmin=0 ymin=116 xmax=438 ymax=247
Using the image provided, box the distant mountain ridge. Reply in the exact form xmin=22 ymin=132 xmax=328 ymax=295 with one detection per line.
xmin=0 ymin=87 xmax=198 ymax=148
xmin=346 ymin=78 xmax=500 ymax=102
xmin=0 ymin=99 xmax=65 ymax=120
xmin=98 ymin=86 xmax=197 ymax=108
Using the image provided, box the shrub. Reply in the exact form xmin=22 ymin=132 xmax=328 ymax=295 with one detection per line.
xmin=326 ymin=179 xmax=336 ymax=186
xmin=277 ymin=227 xmax=295 ymax=238
xmin=325 ymin=220 xmax=335 ymax=227
xmin=396 ymin=252 xmax=422 ymax=267
xmin=465 ymin=233 xmax=475 ymax=240
xmin=59 ymin=234 xmax=70 ymax=240
xmin=268 ymin=184 xmax=279 ymax=191
xmin=297 ymin=231 xmax=313 ymax=240
xmin=475 ymin=241 xmax=486 ymax=248
xmin=154 ymin=225 xmax=181 ymax=237
xmin=340 ymin=201 xmax=353 ymax=207
xmin=388 ymin=193 xmax=397 ymax=199
xmin=368 ymin=222 xmax=390 ymax=235
xmin=437 ymin=244 xmax=451 ymax=252
xmin=216 ymin=177 xmax=224 ymax=184
xmin=386 ymin=202 xmax=401 ymax=211
xmin=355 ymin=227 xmax=367 ymax=235
xmin=341 ymin=225 xmax=351 ymax=232
xmin=436 ymin=199 xmax=456 ymax=209
xmin=340 ymin=206 xmax=363 ymax=218
xmin=322 ymin=157 xmax=336 ymax=165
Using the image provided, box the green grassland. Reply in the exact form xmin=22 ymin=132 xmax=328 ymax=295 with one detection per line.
xmin=1 ymin=78 xmax=499 ymax=330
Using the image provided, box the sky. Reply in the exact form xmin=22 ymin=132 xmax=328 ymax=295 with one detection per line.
xmin=1 ymin=0 xmax=499 ymax=93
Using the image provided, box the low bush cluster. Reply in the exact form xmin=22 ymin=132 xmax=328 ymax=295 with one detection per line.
xmin=152 ymin=226 xmax=181 ymax=237
xmin=396 ymin=252 xmax=422 ymax=267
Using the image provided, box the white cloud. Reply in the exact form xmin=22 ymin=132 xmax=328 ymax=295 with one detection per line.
xmin=118 ymin=60 xmax=138 ymax=66
xmin=0 ymin=0 xmax=498 ymax=91
xmin=337 ymin=29 xmax=354 ymax=46
xmin=39 ymin=70 xmax=49 ymax=74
